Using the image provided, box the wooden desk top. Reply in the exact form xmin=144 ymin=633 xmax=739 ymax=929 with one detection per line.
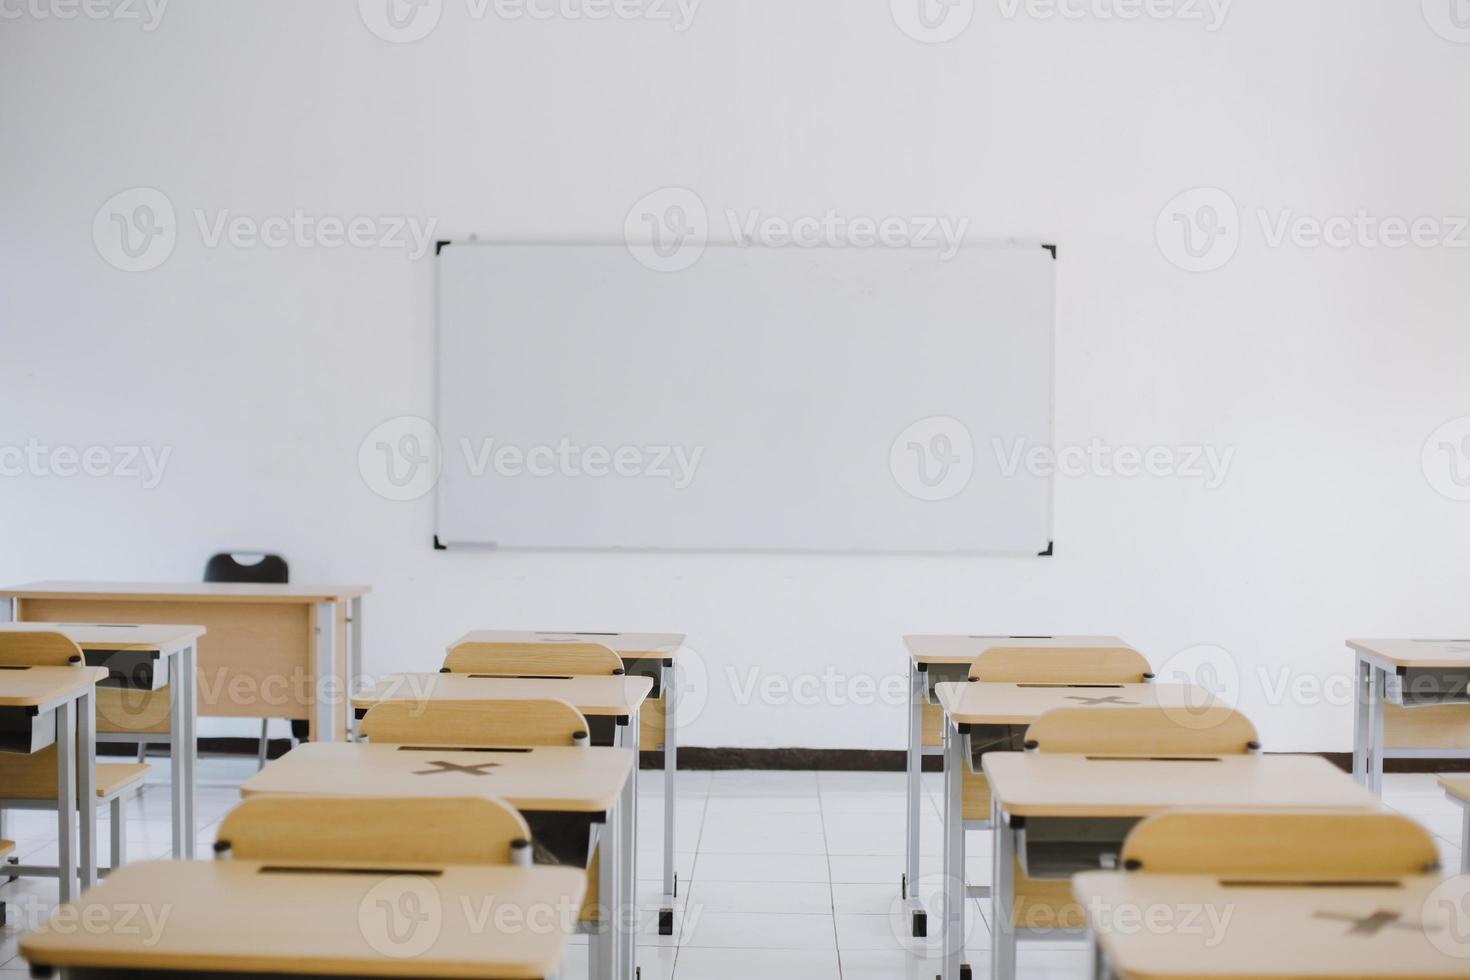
xmin=904 ymin=634 xmax=1133 ymax=665
xmin=452 ymin=629 xmax=686 ymax=657
xmin=353 ymin=673 xmax=654 ymax=717
xmin=0 ymin=622 xmax=205 ymax=655
xmin=0 ymin=665 xmax=109 ymax=708
xmin=1 ymin=581 xmax=370 ymax=602
xmin=1073 ymin=870 xmax=1470 ymax=978
xmin=1349 ymin=638 xmax=1470 ymax=669
xmin=242 ymin=742 xmax=633 ymax=813
xmin=21 ymin=859 xmax=584 ymax=979
xmin=982 ymin=754 xmax=1377 ymax=818
xmin=1439 ymin=774 xmax=1470 ymax=807
xmin=934 ymin=681 xmax=1210 ymax=726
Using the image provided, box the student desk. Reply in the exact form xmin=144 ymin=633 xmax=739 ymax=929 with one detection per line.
xmin=241 ymin=742 xmax=635 ymax=980
xmin=976 ymin=754 xmax=1379 ymax=980
xmin=900 ymin=634 xmax=1134 ymax=935
xmin=0 ymin=622 xmax=202 ymax=858
xmin=1072 ymin=869 xmax=1470 ymax=979
xmin=1349 ymin=638 xmax=1470 ymax=796
xmin=21 ymin=858 xmax=587 ymax=979
xmin=0 ymin=581 xmax=370 ymax=742
xmin=1439 ymin=774 xmax=1470 ymax=872
xmin=452 ymin=629 xmax=686 ymax=935
xmin=0 ymin=664 xmax=108 ymax=903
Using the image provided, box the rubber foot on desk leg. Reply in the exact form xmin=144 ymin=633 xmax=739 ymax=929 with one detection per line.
xmin=961 ymin=964 xmax=972 ymax=980
xmin=912 ymin=910 xmax=927 ymax=937
xmin=901 ymin=872 xmax=908 ymax=899
xmin=659 ymin=908 xmax=674 ymax=935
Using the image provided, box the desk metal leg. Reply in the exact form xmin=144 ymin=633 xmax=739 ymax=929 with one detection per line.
xmin=56 ymin=699 xmax=78 ymax=903
xmin=991 ymin=796 xmax=1016 ymax=980
xmin=1369 ymin=665 xmax=1386 ymax=797
xmin=1352 ymin=655 xmax=1370 ymax=785
xmin=1460 ymin=807 xmax=1470 ymax=875
xmin=78 ymin=689 xmax=97 ymax=889
xmin=313 ymin=601 xmax=337 ymax=743
xmin=905 ymin=660 xmax=925 ymax=935
xmin=169 ymin=649 xmax=186 ymax=858
xmin=597 ymin=801 xmax=619 ymax=980
xmin=661 ymin=660 xmax=677 ymax=936
xmin=348 ymin=596 xmax=363 ymax=740
xmin=941 ymin=718 xmax=965 ymax=980
xmin=182 ymin=642 xmax=198 ymax=857
xmin=622 ymin=716 xmax=640 ymax=979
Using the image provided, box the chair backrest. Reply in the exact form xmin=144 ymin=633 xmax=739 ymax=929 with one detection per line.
xmin=443 ymin=641 xmax=625 ymax=677
xmin=0 ymin=631 xmax=85 ymax=667
xmin=216 ymin=796 xmax=531 ymax=867
xmin=1121 ymin=809 xmax=1439 ymax=880
xmin=970 ymin=645 xmax=1151 ymax=683
xmin=204 ymin=552 xmax=289 ymax=584
xmin=1025 ymin=705 xmax=1259 ymax=756
xmin=361 ymin=699 xmax=590 ymax=747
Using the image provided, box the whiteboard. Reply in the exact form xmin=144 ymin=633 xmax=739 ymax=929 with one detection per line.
xmin=435 ymin=241 xmax=1054 ymax=553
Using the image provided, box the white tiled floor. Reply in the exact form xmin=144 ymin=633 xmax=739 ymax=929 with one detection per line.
xmin=0 ymin=763 xmax=1463 ymax=979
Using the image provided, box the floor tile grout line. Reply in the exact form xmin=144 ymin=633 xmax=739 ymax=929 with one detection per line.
xmin=815 ymin=783 xmax=845 ymax=980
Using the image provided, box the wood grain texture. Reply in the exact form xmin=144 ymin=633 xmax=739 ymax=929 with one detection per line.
xmin=970 ymin=646 xmax=1152 ymax=683
xmin=361 ymin=699 xmax=590 ymax=748
xmin=444 ymin=641 xmax=625 ymax=676
xmin=218 ymin=796 xmax=532 ymax=868
xmin=1026 ymin=706 xmax=1258 ymax=757
xmin=20 ymin=859 xmax=583 ymax=979
xmin=0 ymin=749 xmax=147 ymax=800
xmin=1120 ymin=809 xmax=1439 ymax=879
xmin=0 ymin=630 xmax=85 ymax=667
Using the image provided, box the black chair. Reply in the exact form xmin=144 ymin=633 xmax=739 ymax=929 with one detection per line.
xmin=204 ymin=552 xmax=296 ymax=768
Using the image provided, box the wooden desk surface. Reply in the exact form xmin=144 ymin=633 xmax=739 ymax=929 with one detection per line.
xmin=1073 ymin=870 xmax=1470 ymax=978
xmin=0 ymin=622 xmax=205 ymax=654
xmin=0 ymin=665 xmax=109 ymax=708
xmin=1349 ymin=638 xmax=1470 ymax=669
xmin=21 ymin=859 xmax=584 ymax=979
xmin=934 ymin=681 xmax=1210 ymax=726
xmin=982 ymin=754 xmax=1377 ymax=818
xmin=353 ymin=673 xmax=654 ymax=717
xmin=0 ymin=581 xmax=370 ymax=602
xmin=452 ymin=629 xmax=686 ymax=658
xmin=242 ymin=742 xmax=633 ymax=813
xmin=904 ymin=634 xmax=1133 ymax=665
xmin=1439 ymin=774 xmax=1470 ymax=807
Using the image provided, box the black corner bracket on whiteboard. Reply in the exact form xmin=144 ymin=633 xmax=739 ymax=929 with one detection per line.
xmin=1038 ymin=541 xmax=1054 ymax=557
xmin=435 ymin=240 xmax=452 ymax=256
xmin=1042 ymin=243 xmax=1057 ymax=259
xmin=433 ymin=535 xmax=447 ymax=551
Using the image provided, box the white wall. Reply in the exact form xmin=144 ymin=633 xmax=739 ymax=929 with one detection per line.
xmin=2 ymin=0 xmax=1468 ymax=751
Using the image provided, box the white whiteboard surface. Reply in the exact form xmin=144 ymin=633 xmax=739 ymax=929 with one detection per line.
xmin=435 ymin=241 xmax=1053 ymax=554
